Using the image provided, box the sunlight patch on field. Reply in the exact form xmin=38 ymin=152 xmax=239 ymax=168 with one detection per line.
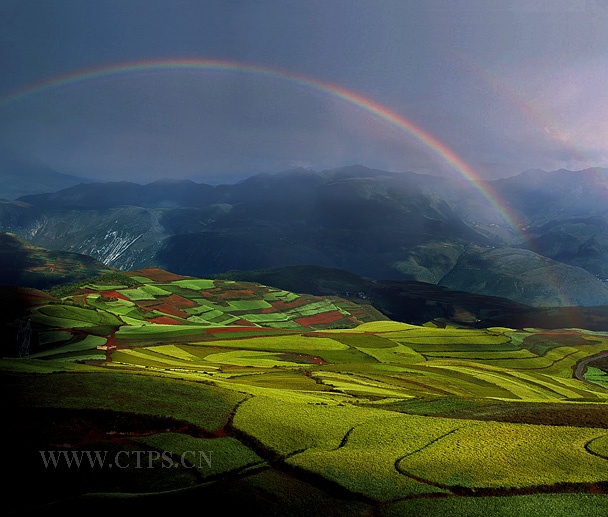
xmin=399 ymin=422 xmax=608 ymax=488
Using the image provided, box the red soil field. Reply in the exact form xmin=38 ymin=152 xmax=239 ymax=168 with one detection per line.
xmin=162 ymin=294 xmax=198 ymax=309
xmin=271 ymin=299 xmax=307 ymax=312
xmin=135 ymin=303 xmax=157 ymax=310
xmin=209 ymin=289 xmax=256 ymax=299
xmin=99 ymin=291 xmax=130 ymax=301
xmin=146 ymin=303 xmax=189 ymax=319
xmin=295 ymin=311 xmax=344 ymax=327
xmin=131 ymin=268 xmax=185 ymax=282
xmin=72 ymin=295 xmax=87 ymax=305
xmin=0 ymin=286 xmax=55 ymax=307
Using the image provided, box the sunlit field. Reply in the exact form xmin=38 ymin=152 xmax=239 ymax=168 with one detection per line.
xmin=2 ymin=269 xmax=607 ymax=515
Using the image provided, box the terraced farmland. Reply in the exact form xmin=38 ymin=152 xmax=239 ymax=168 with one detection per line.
xmin=77 ymin=268 xmax=383 ymax=332
xmin=3 ymin=267 xmax=608 ymax=515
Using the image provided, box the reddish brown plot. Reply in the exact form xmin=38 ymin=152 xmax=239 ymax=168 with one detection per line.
xmin=295 ymin=311 xmax=344 ymax=328
xmin=132 ymin=268 xmax=184 ymax=282
xmin=161 ymin=294 xmax=198 ymax=309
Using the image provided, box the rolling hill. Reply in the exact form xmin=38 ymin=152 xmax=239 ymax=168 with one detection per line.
xmin=2 ymin=265 xmax=607 ymax=514
xmin=215 ymin=264 xmax=608 ymax=331
xmin=4 ymin=236 xmax=608 ymax=330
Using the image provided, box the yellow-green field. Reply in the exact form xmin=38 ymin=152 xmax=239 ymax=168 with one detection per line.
xmin=3 ymin=268 xmax=608 ymax=515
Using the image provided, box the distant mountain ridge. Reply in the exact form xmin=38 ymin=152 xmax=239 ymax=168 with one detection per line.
xmin=0 ymin=153 xmax=92 ymax=200
xmin=2 ymin=165 xmax=608 ymax=307
xmin=17 ymin=178 xmax=214 ymax=209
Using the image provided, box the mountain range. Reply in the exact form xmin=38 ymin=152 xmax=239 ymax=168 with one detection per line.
xmin=1 ymin=164 xmax=608 ymax=308
xmin=0 ymin=152 xmax=91 ymax=200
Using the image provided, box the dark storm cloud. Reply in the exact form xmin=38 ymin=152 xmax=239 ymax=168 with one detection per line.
xmin=0 ymin=0 xmax=607 ymax=182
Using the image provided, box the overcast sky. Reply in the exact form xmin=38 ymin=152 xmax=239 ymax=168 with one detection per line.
xmin=0 ymin=0 xmax=606 ymax=183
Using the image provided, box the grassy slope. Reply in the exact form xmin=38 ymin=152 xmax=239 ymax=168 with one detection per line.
xmin=2 ymin=267 xmax=608 ymax=515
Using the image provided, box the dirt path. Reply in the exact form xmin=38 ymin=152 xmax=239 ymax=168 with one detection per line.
xmin=574 ymin=351 xmax=608 ymax=384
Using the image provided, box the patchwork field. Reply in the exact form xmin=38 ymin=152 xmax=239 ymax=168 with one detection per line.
xmin=2 ymin=268 xmax=608 ymax=515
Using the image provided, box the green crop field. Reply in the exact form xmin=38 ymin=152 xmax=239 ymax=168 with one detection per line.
xmin=29 ymin=334 xmax=107 ymax=358
xmin=586 ymin=366 xmax=608 ymax=389
xmin=194 ymin=334 xmax=348 ymax=352
xmin=116 ymin=288 xmax=156 ymax=301
xmin=3 ymin=267 xmax=608 ymax=515
xmin=287 ymin=413 xmax=471 ymax=500
xmin=31 ymin=304 xmax=122 ymax=328
xmin=136 ymin=433 xmax=264 ymax=478
xmin=170 ymin=278 xmax=216 ymax=290
xmin=399 ymin=421 xmax=608 ymax=488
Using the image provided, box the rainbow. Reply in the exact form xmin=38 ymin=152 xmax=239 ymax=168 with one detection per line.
xmin=447 ymin=52 xmax=587 ymax=307
xmin=0 ymin=58 xmax=522 ymax=228
xmin=0 ymin=58 xmax=578 ymax=307
xmin=450 ymin=50 xmax=589 ymax=166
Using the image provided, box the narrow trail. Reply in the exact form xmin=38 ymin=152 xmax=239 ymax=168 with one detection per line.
xmin=574 ymin=351 xmax=608 ymax=384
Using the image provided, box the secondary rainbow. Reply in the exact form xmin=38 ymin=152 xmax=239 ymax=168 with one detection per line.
xmin=0 ymin=58 xmax=522 ymax=231
xmin=450 ymin=50 xmax=588 ymax=166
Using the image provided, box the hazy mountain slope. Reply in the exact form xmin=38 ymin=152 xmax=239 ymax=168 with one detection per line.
xmin=523 ymin=217 xmax=608 ymax=280
xmin=218 ymin=264 xmax=608 ymax=330
xmin=0 ymin=153 xmax=89 ymax=200
xmin=14 ymin=206 xmax=170 ymax=271
xmin=3 ymin=165 xmax=608 ymax=307
xmin=492 ymin=167 xmax=608 ymax=224
xmin=154 ymin=181 xmax=486 ymax=280
xmin=439 ymin=246 xmax=608 ymax=307
xmin=17 ymin=178 xmax=216 ymax=209
xmin=7 ymin=166 xmax=492 ymax=279
xmin=488 ymin=168 xmax=608 ymax=279
xmin=215 ymin=264 xmax=533 ymax=326
xmin=0 ymin=232 xmax=110 ymax=289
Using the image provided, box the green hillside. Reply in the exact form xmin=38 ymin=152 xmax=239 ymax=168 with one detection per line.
xmin=2 ymin=268 xmax=608 ymax=515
